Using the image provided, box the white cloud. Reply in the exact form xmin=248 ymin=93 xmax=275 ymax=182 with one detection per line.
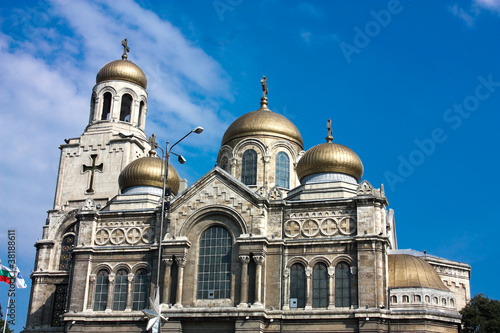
xmin=450 ymin=0 xmax=500 ymax=26
xmin=474 ymin=0 xmax=500 ymax=14
xmin=0 ymin=0 xmax=233 ymax=260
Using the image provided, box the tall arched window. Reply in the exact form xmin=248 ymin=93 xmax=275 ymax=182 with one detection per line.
xmin=113 ymin=269 xmax=128 ymax=310
xmin=313 ymin=263 xmax=328 ymax=308
xmin=93 ymin=270 xmax=109 ymax=311
xmin=101 ymin=92 xmax=112 ymax=120
xmin=220 ymin=156 xmax=229 ymax=172
xmin=197 ymin=226 xmax=232 ymax=299
xmin=59 ymin=234 xmax=75 ymax=271
xmin=138 ymin=101 xmax=145 ymax=127
xmin=335 ymin=262 xmax=351 ymax=307
xmin=90 ymin=93 xmax=96 ymax=122
xmin=290 ymin=263 xmax=306 ymax=308
xmin=275 ymin=152 xmax=290 ymax=188
xmin=132 ymin=269 xmax=149 ymax=310
xmin=120 ymin=93 xmax=133 ymax=122
xmin=241 ymin=149 xmax=257 ymax=185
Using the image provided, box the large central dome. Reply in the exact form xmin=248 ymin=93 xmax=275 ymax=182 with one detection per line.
xmin=221 ymin=100 xmax=303 ymax=149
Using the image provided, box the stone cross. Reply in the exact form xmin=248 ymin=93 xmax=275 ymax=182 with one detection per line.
xmin=83 ymin=154 xmax=103 ymax=193
xmin=121 ymin=38 xmax=130 ymax=60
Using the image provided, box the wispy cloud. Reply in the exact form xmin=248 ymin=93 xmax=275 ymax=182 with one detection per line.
xmin=449 ymin=0 xmax=500 ymax=26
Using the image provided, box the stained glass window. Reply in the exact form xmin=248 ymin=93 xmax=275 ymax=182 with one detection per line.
xmin=335 ymin=262 xmax=351 ymax=307
xmin=313 ymin=263 xmax=328 ymax=308
xmin=113 ymin=269 xmax=128 ymax=310
xmin=51 ymin=284 xmax=68 ymax=326
xmin=275 ymin=152 xmax=290 ymax=188
xmin=59 ymin=234 xmax=75 ymax=271
xmin=241 ymin=149 xmax=257 ymax=185
xmin=93 ymin=270 xmax=109 ymax=311
xmin=197 ymin=226 xmax=232 ymax=299
xmin=132 ymin=269 xmax=149 ymax=310
xmin=290 ymin=263 xmax=306 ymax=308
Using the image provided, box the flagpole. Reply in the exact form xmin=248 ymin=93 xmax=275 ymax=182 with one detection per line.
xmin=2 ymin=292 xmax=10 ymax=333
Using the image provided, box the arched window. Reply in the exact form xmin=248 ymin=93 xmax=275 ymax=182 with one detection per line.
xmin=335 ymin=262 xmax=351 ymax=307
xmin=414 ymin=295 xmax=421 ymax=302
xmin=402 ymin=295 xmax=409 ymax=303
xmin=120 ymin=93 xmax=133 ymax=122
xmin=241 ymin=149 xmax=257 ymax=185
xmin=59 ymin=233 xmax=75 ymax=271
xmin=132 ymin=269 xmax=148 ymax=310
xmin=450 ymin=299 xmax=455 ymax=307
xmin=290 ymin=263 xmax=306 ymax=308
xmin=101 ymin=92 xmax=112 ymax=120
xmin=275 ymin=152 xmax=290 ymax=188
xmin=312 ymin=263 xmax=328 ymax=308
xmin=442 ymin=298 xmax=447 ymax=306
xmin=93 ymin=270 xmax=109 ymax=311
xmin=433 ymin=297 xmax=438 ymax=304
xmin=90 ymin=93 xmax=96 ymax=121
xmin=220 ymin=156 xmax=229 ymax=172
xmin=113 ymin=269 xmax=128 ymax=311
xmin=425 ymin=295 xmax=430 ymax=303
xmin=197 ymin=226 xmax=232 ymax=299
xmin=391 ymin=295 xmax=398 ymax=303
xmin=138 ymin=101 xmax=145 ymax=127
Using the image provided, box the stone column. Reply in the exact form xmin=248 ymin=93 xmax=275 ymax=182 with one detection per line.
xmin=328 ymin=267 xmax=335 ymax=309
xmin=105 ymin=273 xmax=115 ymax=312
xmin=238 ymin=255 xmax=250 ymax=307
xmin=111 ymin=96 xmax=120 ymax=121
xmin=162 ymin=258 xmax=174 ymax=304
xmin=305 ymin=267 xmax=312 ymax=309
xmin=174 ymin=257 xmax=186 ymax=308
xmin=282 ymin=268 xmax=290 ymax=310
xmin=125 ymin=273 xmax=134 ymax=311
xmin=230 ymin=158 xmax=237 ymax=177
xmin=252 ymin=255 xmax=265 ymax=307
xmin=87 ymin=274 xmax=96 ymax=310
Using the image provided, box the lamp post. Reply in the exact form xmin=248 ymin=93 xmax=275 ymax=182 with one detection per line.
xmin=149 ymin=126 xmax=203 ymax=332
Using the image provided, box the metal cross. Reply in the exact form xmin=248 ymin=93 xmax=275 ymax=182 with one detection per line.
xmin=261 ymin=75 xmax=268 ymax=98
xmin=148 ymin=134 xmax=158 ymax=150
xmin=326 ymin=119 xmax=333 ymax=143
xmin=82 ymin=154 xmax=103 ymax=193
xmin=121 ymin=38 xmax=130 ymax=60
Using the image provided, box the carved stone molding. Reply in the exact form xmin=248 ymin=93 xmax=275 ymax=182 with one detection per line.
xmin=284 ymin=210 xmax=357 ymax=239
xmin=239 ymin=255 xmax=251 ymax=264
xmin=94 ymin=221 xmax=155 ymax=246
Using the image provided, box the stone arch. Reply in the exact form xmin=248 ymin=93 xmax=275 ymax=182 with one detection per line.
xmin=309 ymin=256 xmax=331 ymax=268
xmin=131 ymin=262 xmax=151 ymax=274
xmin=179 ymin=205 xmax=248 ymax=238
xmin=92 ymin=263 xmax=112 ymax=275
xmin=112 ymin=263 xmax=132 ymax=274
xmin=233 ymin=138 xmax=267 ymax=157
xmin=331 ymin=255 xmax=355 ymax=267
xmin=286 ymin=256 xmax=309 ymax=269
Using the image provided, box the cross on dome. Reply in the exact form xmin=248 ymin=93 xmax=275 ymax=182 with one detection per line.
xmin=121 ymin=38 xmax=130 ymax=60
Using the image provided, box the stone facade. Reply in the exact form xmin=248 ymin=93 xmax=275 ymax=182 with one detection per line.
xmin=24 ymin=54 xmax=470 ymax=333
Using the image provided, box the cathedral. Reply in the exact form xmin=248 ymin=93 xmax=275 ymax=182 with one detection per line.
xmin=24 ymin=42 xmax=471 ymax=333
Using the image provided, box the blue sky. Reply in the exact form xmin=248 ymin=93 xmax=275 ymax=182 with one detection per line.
xmin=1 ymin=0 xmax=499 ymax=330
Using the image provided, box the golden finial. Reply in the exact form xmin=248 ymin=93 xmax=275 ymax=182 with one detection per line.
xmin=148 ymin=134 xmax=158 ymax=156
xmin=326 ymin=119 xmax=333 ymax=143
xmin=260 ymin=75 xmax=269 ymax=109
xmin=121 ymin=38 xmax=130 ymax=60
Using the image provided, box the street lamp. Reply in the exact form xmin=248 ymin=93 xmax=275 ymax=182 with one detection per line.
xmin=148 ymin=126 xmax=203 ymax=332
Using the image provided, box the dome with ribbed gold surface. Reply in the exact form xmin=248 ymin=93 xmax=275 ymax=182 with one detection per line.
xmin=118 ymin=153 xmax=179 ymax=195
xmin=296 ymin=120 xmax=363 ymax=183
xmin=388 ymin=254 xmax=449 ymax=291
xmin=221 ymin=96 xmax=303 ymax=149
xmin=96 ymin=59 xmax=147 ymax=89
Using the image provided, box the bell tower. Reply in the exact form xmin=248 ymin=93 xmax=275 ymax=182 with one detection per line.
xmin=53 ymin=39 xmax=150 ymax=211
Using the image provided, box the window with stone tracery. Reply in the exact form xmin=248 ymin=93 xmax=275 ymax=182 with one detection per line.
xmin=93 ymin=270 xmax=109 ymax=311
xmin=132 ymin=269 xmax=149 ymax=310
xmin=197 ymin=226 xmax=232 ymax=299
xmin=59 ymin=229 xmax=75 ymax=271
xmin=335 ymin=262 xmax=351 ymax=307
xmin=241 ymin=149 xmax=257 ymax=185
xmin=275 ymin=151 xmax=290 ymax=188
xmin=313 ymin=263 xmax=328 ymax=308
xmin=112 ymin=269 xmax=128 ymax=311
xmin=290 ymin=263 xmax=306 ymax=308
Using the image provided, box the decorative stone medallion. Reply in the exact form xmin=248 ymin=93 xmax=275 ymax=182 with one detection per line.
xmin=94 ymin=221 xmax=155 ymax=246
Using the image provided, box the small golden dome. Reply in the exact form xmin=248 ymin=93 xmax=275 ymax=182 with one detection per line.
xmin=118 ymin=156 xmax=180 ymax=195
xmin=96 ymin=59 xmax=148 ymax=89
xmin=221 ymin=108 xmax=304 ymax=148
xmin=296 ymin=142 xmax=363 ymax=182
xmin=388 ymin=254 xmax=449 ymax=291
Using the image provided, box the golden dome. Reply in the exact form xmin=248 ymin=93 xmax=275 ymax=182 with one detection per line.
xmin=96 ymin=59 xmax=147 ymax=89
xmin=388 ymin=254 xmax=449 ymax=291
xmin=221 ymin=93 xmax=304 ymax=149
xmin=296 ymin=142 xmax=363 ymax=182
xmin=118 ymin=156 xmax=180 ymax=195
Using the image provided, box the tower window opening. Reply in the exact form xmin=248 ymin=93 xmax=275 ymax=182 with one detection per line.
xmin=138 ymin=100 xmax=145 ymax=127
xmin=220 ymin=156 xmax=229 ymax=172
xmin=290 ymin=263 xmax=306 ymax=308
xmin=90 ymin=93 xmax=96 ymax=122
xmin=275 ymin=152 xmax=290 ymax=188
xmin=101 ymin=92 xmax=112 ymax=120
xmin=241 ymin=149 xmax=257 ymax=185
xmin=120 ymin=93 xmax=133 ymax=122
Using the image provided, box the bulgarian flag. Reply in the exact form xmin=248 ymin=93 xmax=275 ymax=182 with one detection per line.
xmin=0 ymin=264 xmax=14 ymax=285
